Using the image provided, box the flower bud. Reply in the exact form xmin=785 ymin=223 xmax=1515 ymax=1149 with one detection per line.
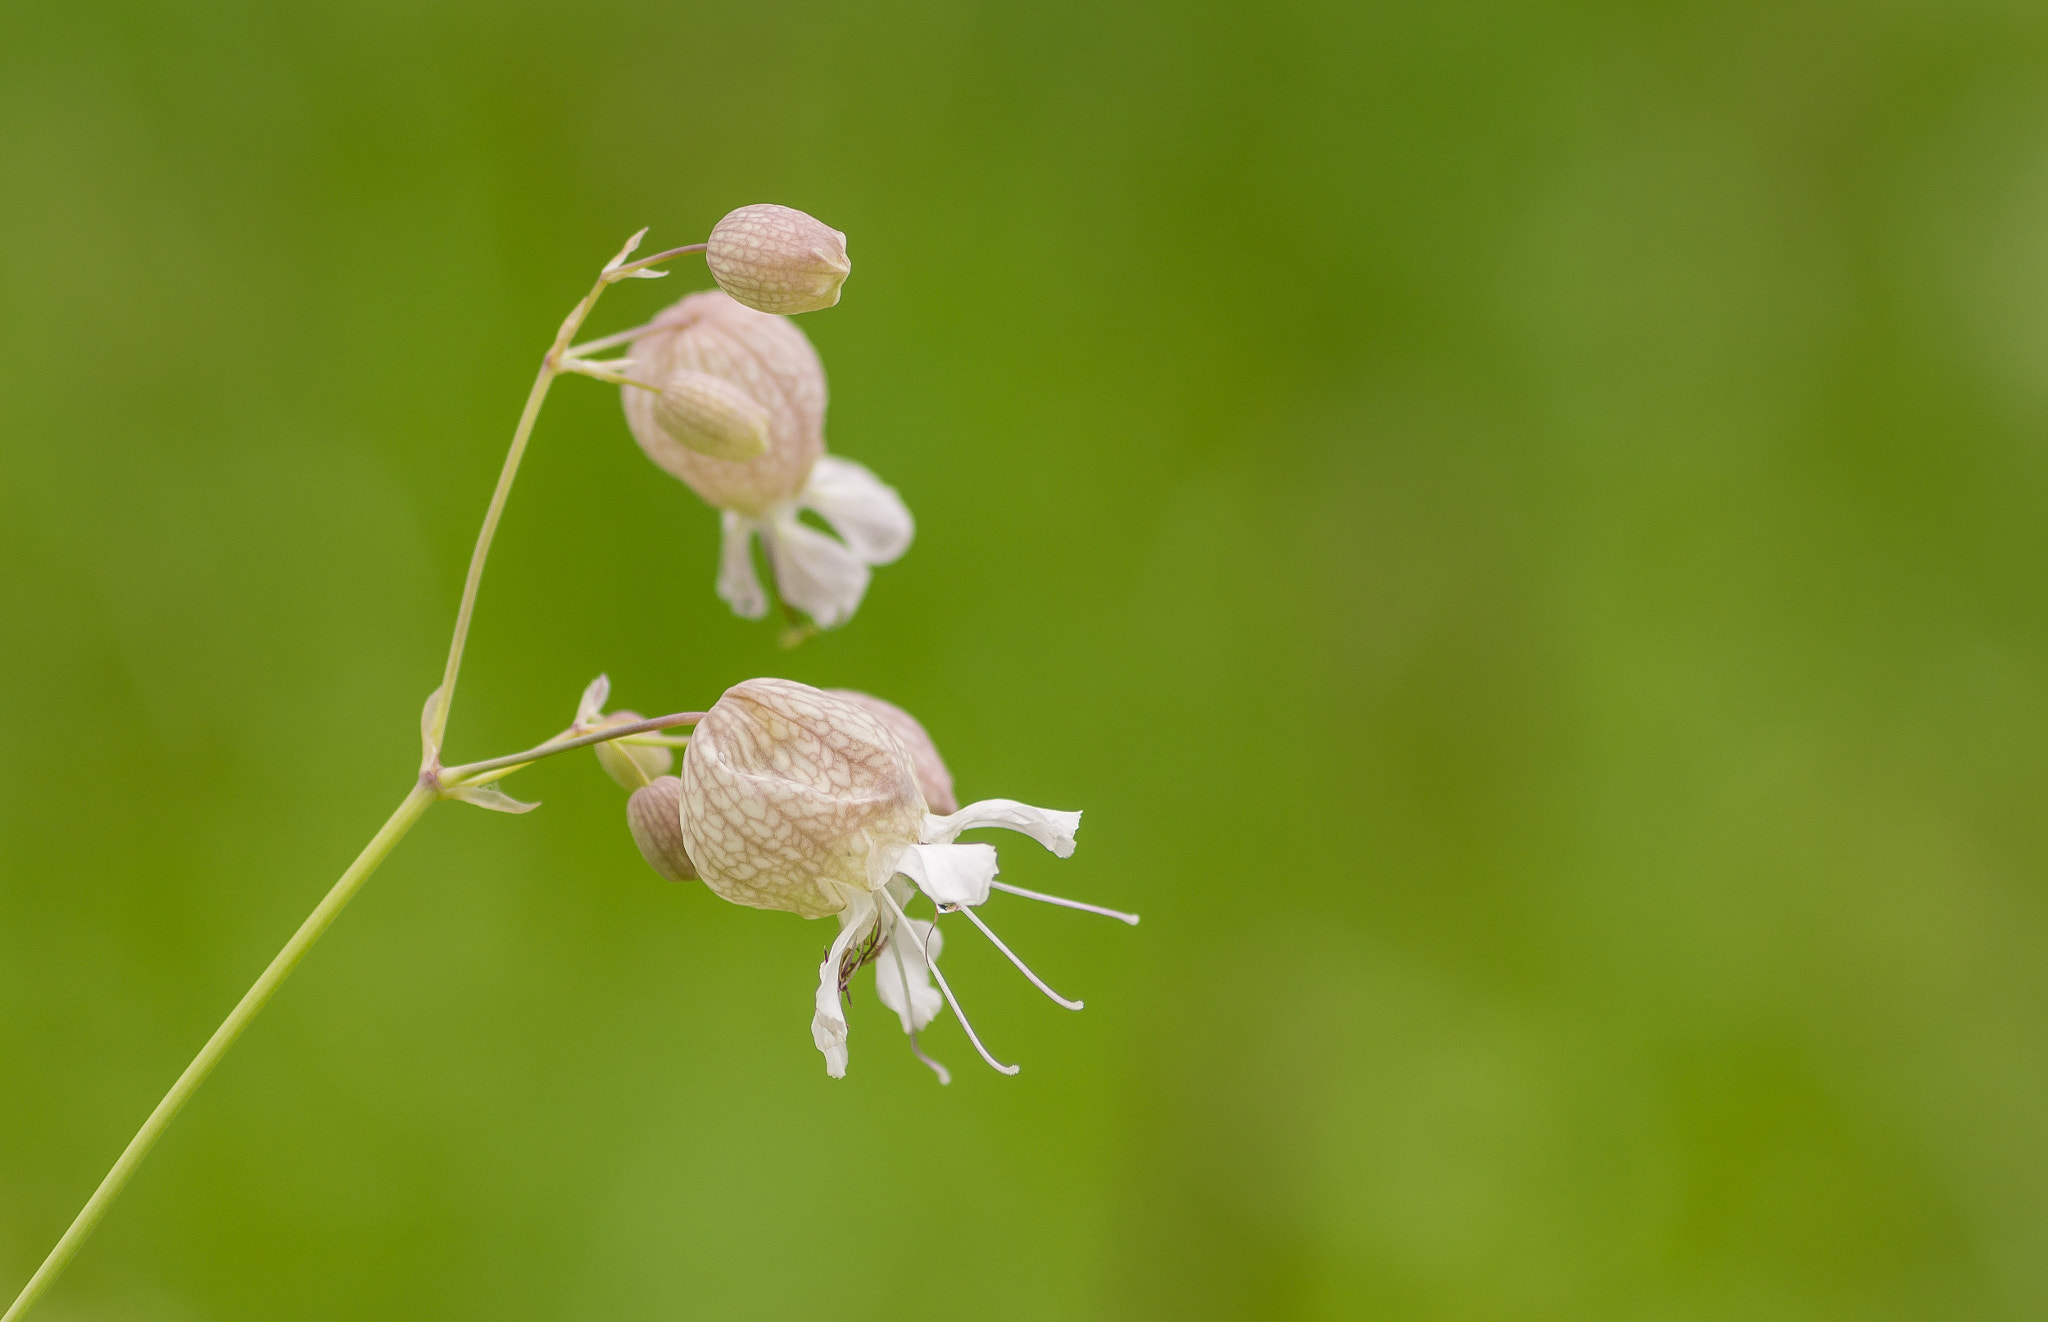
xmin=652 ymin=369 xmax=771 ymax=461
xmin=626 ymin=775 xmax=698 ymax=882
xmin=828 ymin=689 xmax=958 ymax=814
xmin=679 ymin=678 xmax=924 ymax=919
xmin=592 ymin=709 xmax=673 ymax=790
xmin=705 ymin=204 xmax=851 ymax=315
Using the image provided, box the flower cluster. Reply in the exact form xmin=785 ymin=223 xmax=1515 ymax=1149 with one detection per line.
xmin=589 ymin=207 xmax=1135 ymax=1080
xmin=611 ymin=206 xmax=908 ymax=633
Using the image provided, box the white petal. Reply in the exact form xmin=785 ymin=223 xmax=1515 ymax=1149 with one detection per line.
xmin=894 ymin=841 xmax=1000 ymax=908
xmin=811 ymin=902 xmax=873 ymax=1079
xmin=763 ymin=509 xmax=870 ymax=628
xmin=924 ymin=799 xmax=1082 ymax=858
xmin=874 ymin=918 xmax=946 ymax=1033
xmin=800 ymin=455 xmax=914 ymax=565
xmin=717 ymin=510 xmax=769 ymax=619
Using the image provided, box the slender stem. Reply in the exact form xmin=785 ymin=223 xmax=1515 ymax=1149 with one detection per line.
xmin=567 ymin=321 xmax=662 ymax=358
xmin=6 ymin=230 xmax=711 ymax=1322
xmin=1 ymin=785 xmax=437 ymax=1322
xmin=611 ymin=242 xmax=706 ymax=279
xmin=442 ymin=711 xmax=705 ymax=785
xmin=425 ymin=310 xmax=584 ymax=752
xmin=426 ymin=232 xmax=703 ymax=757
xmin=557 ymin=358 xmax=660 ymax=392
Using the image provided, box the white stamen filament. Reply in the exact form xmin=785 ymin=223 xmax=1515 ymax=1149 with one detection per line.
xmin=881 ymin=891 xmax=1019 ymax=1077
xmin=947 ymin=904 xmax=1084 ymax=1010
xmin=989 ymin=880 xmax=1141 ymax=925
xmin=887 ymin=939 xmax=951 ymax=1085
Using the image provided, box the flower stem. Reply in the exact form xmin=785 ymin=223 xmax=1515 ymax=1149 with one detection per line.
xmin=425 ymin=230 xmax=700 ymax=758
xmin=5 ymin=228 xmax=707 ymax=1322
xmin=441 ymin=710 xmax=706 ymax=786
xmin=425 ymin=309 xmax=588 ymax=755
xmin=1 ymin=784 xmax=438 ymax=1322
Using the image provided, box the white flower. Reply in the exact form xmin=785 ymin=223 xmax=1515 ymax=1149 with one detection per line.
xmin=622 ymin=291 xmax=911 ymax=629
xmin=675 ymin=678 xmax=1138 ymax=1080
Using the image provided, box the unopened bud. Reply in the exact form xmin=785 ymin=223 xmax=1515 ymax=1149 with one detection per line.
xmin=705 ymin=204 xmax=851 ymax=315
xmin=653 ymin=369 xmax=772 ymax=461
xmin=627 ymin=776 xmax=698 ymax=882
xmin=593 ymin=709 xmax=673 ymax=790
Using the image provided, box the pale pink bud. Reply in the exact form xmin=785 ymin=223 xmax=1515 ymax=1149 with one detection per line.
xmin=624 ymin=291 xmax=825 ymax=514
xmin=652 ymin=369 xmax=771 ymax=461
xmin=592 ymin=709 xmax=673 ymax=790
xmin=626 ymin=776 xmax=698 ymax=882
xmin=705 ymin=204 xmax=851 ymax=315
xmin=828 ymin=689 xmax=958 ymax=815
xmin=679 ymin=679 xmax=923 ymax=919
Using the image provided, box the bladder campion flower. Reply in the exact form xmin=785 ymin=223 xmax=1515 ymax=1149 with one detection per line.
xmin=622 ymin=291 xmax=911 ymax=629
xmin=705 ymin=203 xmax=851 ymax=315
xmin=672 ymin=678 xmax=1137 ymax=1081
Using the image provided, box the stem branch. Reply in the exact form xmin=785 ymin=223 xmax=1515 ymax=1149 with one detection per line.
xmin=1 ymin=785 xmax=437 ymax=1322
xmin=7 ymin=227 xmax=702 ymax=1321
xmin=442 ymin=711 xmax=705 ymax=785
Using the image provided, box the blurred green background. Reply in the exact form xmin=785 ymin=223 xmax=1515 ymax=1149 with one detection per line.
xmin=4 ymin=0 xmax=2048 ymax=1317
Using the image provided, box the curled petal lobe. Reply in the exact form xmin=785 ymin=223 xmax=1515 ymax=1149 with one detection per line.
xmin=893 ymin=841 xmax=1000 ymax=908
xmin=812 ymin=897 xmax=876 ymax=1077
xmin=876 ymin=918 xmax=945 ymax=1034
xmin=926 ymin=799 xmax=1082 ymax=858
xmin=717 ymin=511 xmax=769 ymax=619
xmin=763 ymin=510 xmax=871 ymax=629
xmin=800 ymin=456 xmax=913 ymax=566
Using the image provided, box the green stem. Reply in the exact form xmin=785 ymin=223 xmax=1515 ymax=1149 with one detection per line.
xmin=1 ymin=784 xmax=437 ymax=1322
xmin=5 ymin=229 xmax=705 ymax=1322
xmin=426 ymin=231 xmax=698 ymax=757
xmin=442 ymin=710 xmax=705 ymax=785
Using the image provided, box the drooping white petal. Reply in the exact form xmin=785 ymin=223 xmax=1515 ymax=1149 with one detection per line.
xmin=875 ymin=917 xmax=945 ymax=1033
xmin=717 ymin=510 xmax=769 ymax=619
xmin=811 ymin=899 xmax=875 ymax=1078
xmin=893 ymin=841 xmax=1000 ymax=908
xmin=799 ymin=455 xmax=914 ymax=565
xmin=924 ymin=799 xmax=1083 ymax=858
xmin=763 ymin=509 xmax=870 ymax=628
